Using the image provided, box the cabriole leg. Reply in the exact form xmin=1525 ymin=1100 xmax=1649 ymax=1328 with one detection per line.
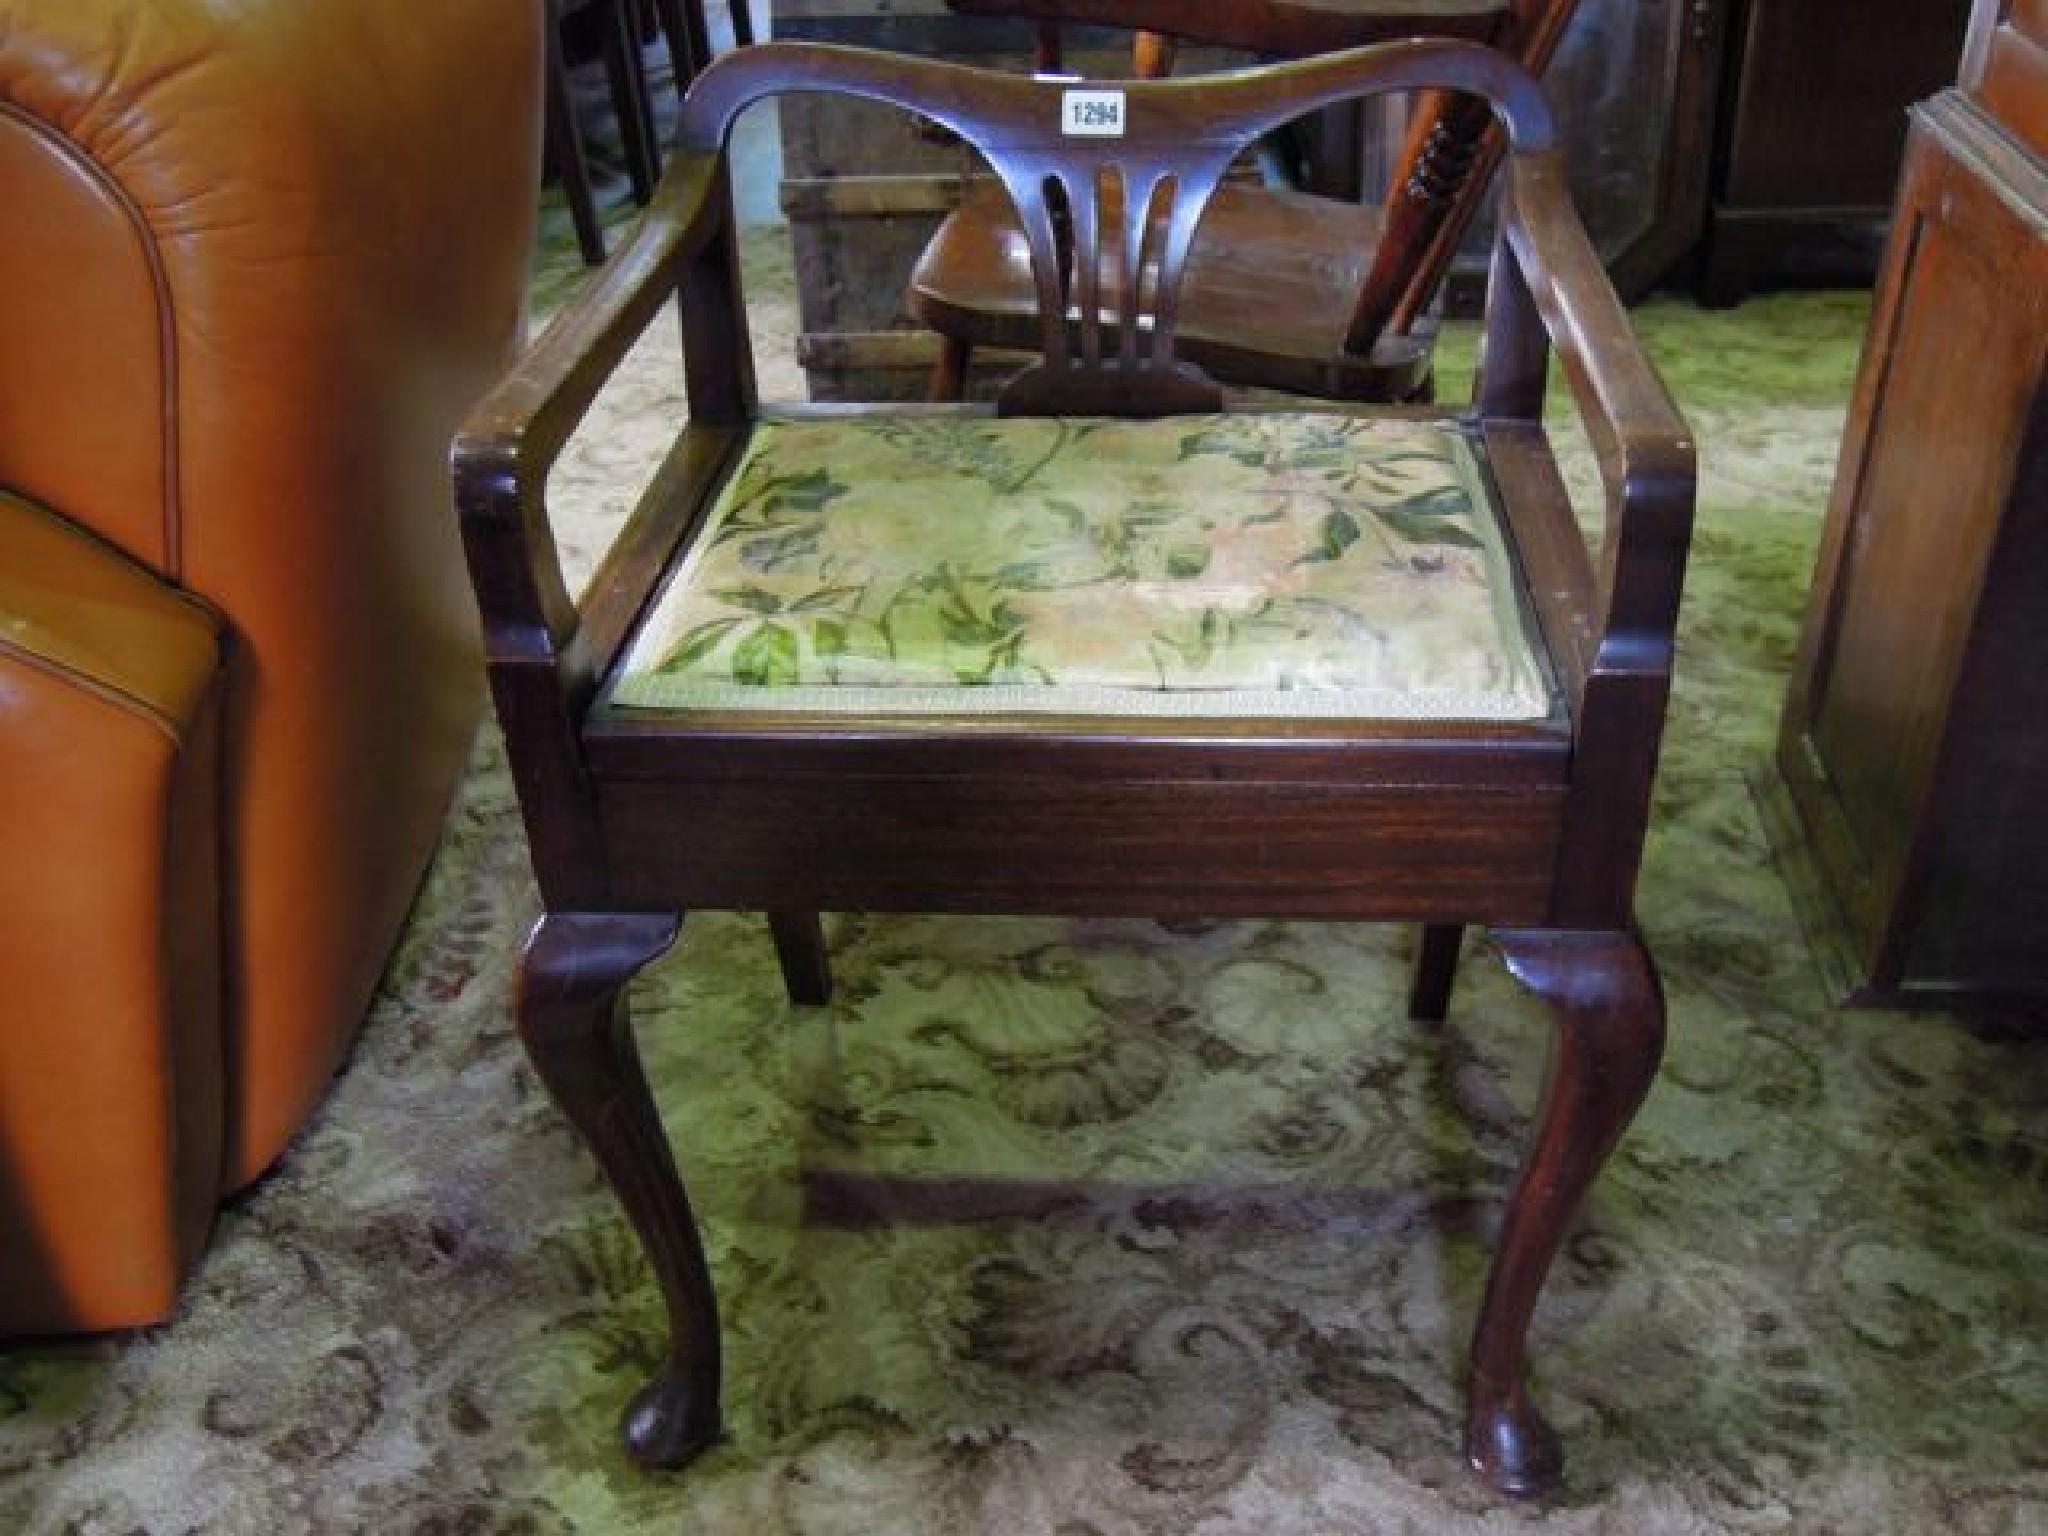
xmin=1466 ymin=927 xmax=1665 ymax=1498
xmin=518 ymin=910 xmax=722 ymax=1469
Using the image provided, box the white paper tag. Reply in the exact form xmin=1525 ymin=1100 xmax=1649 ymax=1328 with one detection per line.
xmin=1061 ymin=89 xmax=1125 ymax=138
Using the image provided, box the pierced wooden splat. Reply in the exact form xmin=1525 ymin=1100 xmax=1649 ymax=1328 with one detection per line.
xmin=678 ymin=39 xmax=1558 ymax=416
xmin=989 ymin=150 xmax=1234 ymax=414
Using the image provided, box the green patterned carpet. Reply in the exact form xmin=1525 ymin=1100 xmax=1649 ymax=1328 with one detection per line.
xmin=4 ymin=239 xmax=2045 ymax=1533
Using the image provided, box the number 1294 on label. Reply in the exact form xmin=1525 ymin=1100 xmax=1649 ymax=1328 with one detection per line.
xmin=1061 ymin=89 xmax=1126 ymax=137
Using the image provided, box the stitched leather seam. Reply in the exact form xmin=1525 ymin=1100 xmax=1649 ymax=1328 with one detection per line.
xmin=0 ymin=101 xmax=183 ymax=579
xmin=1 ymin=490 xmax=221 ymax=626
xmin=0 ymin=633 xmax=201 ymax=746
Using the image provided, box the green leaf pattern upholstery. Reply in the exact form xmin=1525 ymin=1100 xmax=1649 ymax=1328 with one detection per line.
xmin=612 ymin=412 xmax=1550 ymax=719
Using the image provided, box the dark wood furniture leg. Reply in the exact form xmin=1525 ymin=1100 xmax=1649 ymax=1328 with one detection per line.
xmin=654 ymin=0 xmax=692 ymax=95
xmin=547 ymin=17 xmax=609 ymax=265
xmin=1408 ymin=922 xmax=1463 ymax=1022
xmin=767 ymin=911 xmax=833 ymax=1005
xmin=928 ymin=333 xmax=973 ymax=402
xmin=602 ymin=0 xmax=662 ymax=203
xmin=1465 ymin=927 xmax=1665 ymax=1498
xmin=518 ymin=911 xmax=724 ymax=1469
xmin=654 ymin=0 xmax=711 ymax=94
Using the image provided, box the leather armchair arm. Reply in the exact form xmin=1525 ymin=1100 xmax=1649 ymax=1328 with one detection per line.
xmin=0 ymin=492 xmax=226 ymax=1334
xmin=0 ymin=495 xmax=221 ymax=735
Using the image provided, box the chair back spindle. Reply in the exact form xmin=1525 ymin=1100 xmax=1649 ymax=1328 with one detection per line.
xmin=1363 ymin=0 xmax=1583 ymax=343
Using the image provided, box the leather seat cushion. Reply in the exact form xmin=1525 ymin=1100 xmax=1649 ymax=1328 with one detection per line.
xmin=611 ymin=412 xmax=1550 ymax=720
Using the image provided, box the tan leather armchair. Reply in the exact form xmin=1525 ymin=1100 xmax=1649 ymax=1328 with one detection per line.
xmin=0 ymin=0 xmax=544 ymax=1334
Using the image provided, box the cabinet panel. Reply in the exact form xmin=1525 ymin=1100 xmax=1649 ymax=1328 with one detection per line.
xmin=1721 ymin=0 xmax=1969 ymax=209
xmin=1970 ymin=0 xmax=2048 ymax=158
xmin=1806 ymin=211 xmax=2013 ymax=932
xmin=1696 ymin=0 xmax=1972 ymax=305
xmin=1906 ymin=390 xmax=2048 ymax=986
xmin=1773 ymin=89 xmax=2048 ymax=1007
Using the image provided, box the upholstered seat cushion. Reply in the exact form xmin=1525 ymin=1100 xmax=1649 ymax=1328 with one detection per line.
xmin=611 ymin=412 xmax=1550 ymax=720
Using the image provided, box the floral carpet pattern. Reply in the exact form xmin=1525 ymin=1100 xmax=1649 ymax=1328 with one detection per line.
xmin=3 ymin=233 xmax=2045 ymax=1534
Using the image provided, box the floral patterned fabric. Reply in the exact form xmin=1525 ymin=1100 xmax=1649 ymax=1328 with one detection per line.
xmin=611 ymin=413 xmax=1551 ymax=720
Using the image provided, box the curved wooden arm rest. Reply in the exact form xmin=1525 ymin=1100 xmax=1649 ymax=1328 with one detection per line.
xmin=941 ymin=0 xmax=1505 ymax=54
xmin=454 ymin=152 xmax=728 ymax=664
xmin=1500 ymin=154 xmax=1695 ymax=652
xmin=457 ymin=152 xmax=725 ymax=496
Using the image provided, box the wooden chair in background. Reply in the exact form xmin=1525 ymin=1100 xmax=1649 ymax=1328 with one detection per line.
xmin=455 ymin=36 xmax=1693 ymax=1499
xmin=911 ymin=0 xmax=1581 ymax=401
xmin=547 ymin=0 xmax=755 ymax=265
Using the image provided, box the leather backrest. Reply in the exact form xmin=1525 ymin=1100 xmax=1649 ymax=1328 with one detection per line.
xmin=0 ymin=104 xmax=174 ymax=570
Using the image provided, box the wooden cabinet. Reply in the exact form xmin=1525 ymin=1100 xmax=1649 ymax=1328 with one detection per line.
xmin=1769 ymin=0 xmax=2048 ymax=1008
xmin=1694 ymin=0 xmax=1972 ymax=305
